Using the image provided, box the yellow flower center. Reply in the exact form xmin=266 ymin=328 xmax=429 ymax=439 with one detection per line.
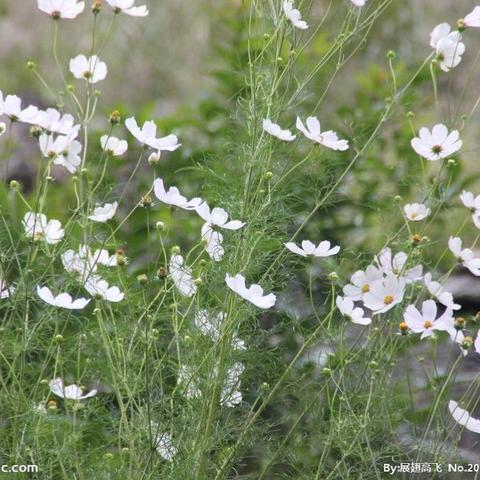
xmin=383 ymin=295 xmax=394 ymax=305
xmin=362 ymin=284 xmax=370 ymax=293
xmin=423 ymin=320 xmax=433 ymax=329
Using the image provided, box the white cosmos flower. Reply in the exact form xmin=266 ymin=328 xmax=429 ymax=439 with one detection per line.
xmin=411 ymin=124 xmax=462 ymax=161
xmin=464 ymin=7 xmax=480 ymax=28
xmin=460 ymin=190 xmax=480 ymax=229
xmin=88 ymin=202 xmax=118 ymax=222
xmin=23 ymin=212 xmax=64 ymax=244
xmin=201 ymin=224 xmax=224 ymax=262
xmin=153 ymin=430 xmax=177 ymax=462
xmin=105 ymin=0 xmax=148 ymax=16
xmin=343 ymin=265 xmax=383 ymax=301
xmin=225 ymin=273 xmax=276 ymax=309
xmin=449 ymin=400 xmax=480 ymax=434
xmin=69 ymin=55 xmax=107 ymax=84
xmin=153 ymin=178 xmax=202 ymax=210
xmin=100 ymin=135 xmax=128 ymax=156
xmin=0 ymin=277 xmax=14 ymax=299
xmin=283 ymin=0 xmax=308 ymax=29
xmin=262 ymin=119 xmax=296 ymax=141
xmin=336 ymin=296 xmax=371 ymax=325
xmin=296 ymin=116 xmax=349 ymax=151
xmin=429 ymin=23 xmax=461 ymax=49
xmin=448 ymin=236 xmax=480 ymax=276
xmin=403 ymin=300 xmax=455 ymax=340
xmin=35 ymin=108 xmax=79 ymax=136
xmin=424 ymin=273 xmax=460 ymax=311
xmin=221 ymin=362 xmax=245 ymax=407
xmin=62 ymin=246 xmax=117 ymax=281
xmin=177 ymin=365 xmax=202 ymax=400
xmin=39 ymin=132 xmax=82 ymax=173
xmin=37 ymin=285 xmax=90 ymax=310
xmin=285 ymin=239 xmax=340 ymax=258
xmin=374 ymin=248 xmax=422 ymax=283
xmin=404 ymin=203 xmax=431 ymax=221
xmin=125 ymin=117 xmax=181 ymax=152
xmin=196 ymin=203 xmax=245 ymax=230
xmin=37 ymin=0 xmax=85 ymax=19
xmin=362 ymin=274 xmax=405 ymax=314
xmin=195 ymin=309 xmax=246 ymax=350
xmin=0 ymin=93 xmax=39 ymax=124
xmin=84 ymin=275 xmax=124 ymax=302
xmin=436 ymin=38 xmax=465 ymax=72
xmin=169 ymin=255 xmax=196 ymax=297
xmin=49 ymin=378 xmax=97 ymax=401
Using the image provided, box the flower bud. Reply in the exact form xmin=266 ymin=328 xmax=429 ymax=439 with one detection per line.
xmin=264 ymin=171 xmax=273 ymax=179
xmin=137 ymin=274 xmax=148 ymax=286
xmin=47 ymin=400 xmax=58 ymax=410
xmin=148 ymin=151 xmax=160 ymax=166
xmin=328 ymin=272 xmax=339 ymax=281
xmin=171 ymin=246 xmax=181 ymax=255
xmin=454 ymin=317 xmax=466 ymax=331
xmin=94 ymin=90 xmax=101 ymax=97
xmin=399 ymin=322 xmax=409 ymax=335
xmin=30 ymin=125 xmax=42 ymax=139
xmin=387 ymin=50 xmax=396 ymax=59
xmin=140 ymin=194 xmax=153 ymax=208
xmin=67 ymin=84 xmax=75 ymax=92
xmin=9 ymin=180 xmax=20 ymax=190
xmin=411 ymin=234 xmax=422 ymax=244
xmin=394 ymin=195 xmax=401 ymax=202
xmin=462 ymin=336 xmax=473 ymax=350
xmin=194 ymin=277 xmax=203 ymax=286
xmin=109 ymin=110 xmax=121 ymax=125
xmin=116 ymin=248 xmax=126 ymax=266
xmin=457 ymin=18 xmax=466 ymax=32
xmin=92 ymin=0 xmax=102 ymax=14
xmin=156 ymin=221 xmax=165 ymax=231
xmin=26 ymin=60 xmax=36 ymax=70
xmin=157 ymin=266 xmax=168 ymax=278
xmin=321 ymin=368 xmax=332 ymax=376
xmin=104 ymin=453 xmax=114 ymax=460
xmin=406 ymin=111 xmax=414 ymax=119
xmin=447 ymin=158 xmax=457 ymax=166
xmin=54 ymin=334 xmax=64 ymax=342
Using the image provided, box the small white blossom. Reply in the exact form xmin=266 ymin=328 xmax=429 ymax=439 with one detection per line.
xmin=362 ymin=274 xmax=405 ymax=314
xmin=84 ymin=275 xmax=124 ymax=302
xmin=105 ymin=0 xmax=148 ymax=17
xmin=403 ymin=299 xmax=455 ymax=339
xmin=336 ymin=296 xmax=371 ymax=325
xmin=285 ymin=239 xmax=340 ymax=258
xmin=37 ymin=285 xmax=90 ymax=310
xmin=343 ymin=265 xmax=383 ymax=301
xmin=411 ymin=124 xmax=462 ymax=161
xmin=169 ymin=255 xmax=196 ymax=297
xmin=100 ymin=135 xmax=128 ymax=156
xmin=296 ymin=116 xmax=349 ymax=151
xmin=448 ymin=236 xmax=480 ymax=276
xmin=69 ymin=55 xmax=107 ymax=84
xmin=49 ymin=378 xmax=97 ymax=401
xmin=125 ymin=117 xmax=181 ymax=151
xmin=153 ymin=430 xmax=177 ymax=461
xmin=225 ymin=273 xmax=276 ymax=309
xmin=88 ymin=202 xmax=118 ymax=222
xmin=0 ymin=93 xmax=39 ymax=124
xmin=196 ymin=203 xmax=245 ymax=230
xmin=430 ymin=23 xmax=461 ymax=49
xmin=449 ymin=400 xmax=480 ymax=434
xmin=436 ymin=38 xmax=465 ymax=72
xmin=375 ymin=248 xmax=422 ymax=283
xmin=23 ymin=212 xmax=64 ymax=244
xmin=36 ymin=108 xmax=79 ymax=136
xmin=153 ymin=178 xmax=202 ymax=210
xmin=201 ymin=224 xmax=224 ymax=262
xmin=424 ymin=273 xmax=460 ymax=311
xmin=464 ymin=7 xmax=480 ymax=28
xmin=39 ymin=132 xmax=82 ymax=173
xmin=0 ymin=277 xmax=14 ymax=299
xmin=283 ymin=0 xmax=308 ymax=30
xmin=460 ymin=190 xmax=480 ymax=229
xmin=404 ymin=203 xmax=430 ymax=221
xmin=262 ymin=119 xmax=296 ymax=141
xmin=37 ymin=0 xmax=85 ymax=19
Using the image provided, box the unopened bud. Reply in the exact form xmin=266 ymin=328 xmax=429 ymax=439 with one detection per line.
xmin=447 ymin=158 xmax=457 ymax=166
xmin=9 ymin=180 xmax=20 ymax=190
xmin=264 ymin=171 xmax=273 ymax=179
xmin=156 ymin=221 xmax=165 ymax=231
xmin=394 ymin=195 xmax=402 ymax=202
xmin=194 ymin=277 xmax=203 ymax=286
xmin=137 ymin=274 xmax=148 ymax=286
xmin=54 ymin=334 xmax=64 ymax=342
xmin=462 ymin=336 xmax=474 ymax=350
xmin=454 ymin=317 xmax=466 ymax=330
xmin=26 ymin=60 xmax=36 ymax=70
xmin=171 ymin=246 xmax=181 ymax=255
xmin=148 ymin=151 xmax=160 ymax=166
xmin=116 ymin=248 xmax=126 ymax=266
xmin=406 ymin=111 xmax=414 ymax=119
xmin=328 ymin=272 xmax=339 ymax=281
xmin=387 ymin=50 xmax=396 ymax=59
xmin=109 ymin=110 xmax=121 ymax=125
xmin=457 ymin=18 xmax=466 ymax=32
xmin=47 ymin=400 xmax=58 ymax=410
xmin=92 ymin=0 xmax=102 ymax=14
xmin=140 ymin=194 xmax=153 ymax=208
xmin=67 ymin=84 xmax=75 ymax=92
